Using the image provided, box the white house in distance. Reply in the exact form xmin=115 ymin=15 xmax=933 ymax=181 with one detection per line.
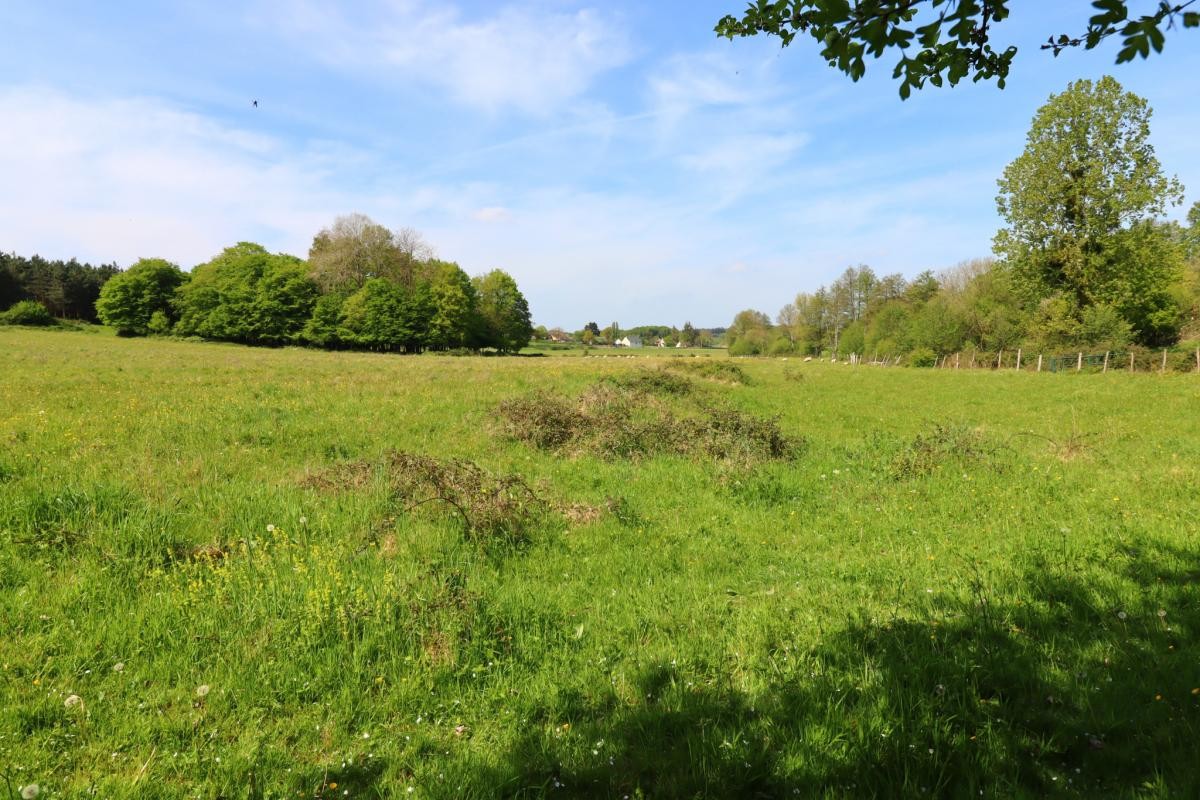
xmin=614 ymin=335 xmax=642 ymax=348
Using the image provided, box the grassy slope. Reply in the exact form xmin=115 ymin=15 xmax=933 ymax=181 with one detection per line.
xmin=1 ymin=328 xmax=1198 ymax=799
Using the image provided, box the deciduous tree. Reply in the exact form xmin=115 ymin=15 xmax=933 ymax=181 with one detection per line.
xmin=95 ymin=258 xmax=188 ymax=336
xmin=994 ymin=76 xmax=1185 ymax=344
xmin=473 ymin=270 xmax=533 ymax=353
xmin=716 ymin=2 xmax=1199 ymax=98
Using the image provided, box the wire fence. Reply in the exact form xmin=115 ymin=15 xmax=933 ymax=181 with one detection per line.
xmin=834 ymin=347 xmax=1200 ymax=374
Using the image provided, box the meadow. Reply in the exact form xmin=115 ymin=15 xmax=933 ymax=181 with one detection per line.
xmin=1 ymin=327 xmax=1199 ymax=799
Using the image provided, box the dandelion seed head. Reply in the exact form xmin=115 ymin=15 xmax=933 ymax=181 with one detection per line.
xmin=113 ymin=662 xmax=125 ymax=672
xmin=20 ymin=784 xmax=40 ymax=800
xmin=64 ymin=694 xmax=82 ymax=709
xmin=195 ymin=684 xmax=211 ymax=698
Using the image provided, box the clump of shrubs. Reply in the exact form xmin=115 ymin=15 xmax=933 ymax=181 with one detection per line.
xmin=496 ymin=381 xmax=799 ymax=463
xmin=604 ymin=368 xmax=694 ymax=396
xmin=385 ymin=451 xmax=546 ymax=544
xmin=906 ymin=347 xmax=937 ymax=368
xmin=0 ymin=300 xmax=55 ymax=326
xmin=663 ymin=359 xmax=751 ymax=385
xmin=304 ymin=451 xmax=550 ymax=545
xmin=890 ymin=423 xmax=998 ymax=478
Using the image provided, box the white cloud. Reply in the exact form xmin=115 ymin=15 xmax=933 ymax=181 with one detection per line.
xmin=0 ymin=87 xmax=347 ymax=266
xmin=0 ymin=83 xmax=1000 ymax=329
xmin=260 ymin=1 xmax=631 ymax=116
xmin=472 ymin=206 xmax=512 ymax=223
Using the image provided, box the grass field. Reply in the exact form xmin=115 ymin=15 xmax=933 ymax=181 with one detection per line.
xmin=2 ymin=327 xmax=1199 ymax=799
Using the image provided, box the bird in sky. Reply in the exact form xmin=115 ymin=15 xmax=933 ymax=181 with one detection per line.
xmin=252 ymin=99 xmax=258 ymax=108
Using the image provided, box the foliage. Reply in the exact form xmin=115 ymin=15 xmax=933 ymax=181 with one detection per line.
xmin=338 ymin=278 xmax=433 ymax=353
xmin=995 ymin=77 xmax=1184 ymax=345
xmin=906 ymin=346 xmax=937 ymax=367
xmin=300 ymin=293 xmax=346 ymax=348
xmin=307 ymin=213 xmax=432 ymax=294
xmin=95 ymin=258 xmax=188 ymax=335
xmin=473 ymin=269 xmax=533 ymax=353
xmin=0 ymin=300 xmax=55 ymax=326
xmin=86 ymin=216 xmax=533 ymax=356
xmin=0 ymin=251 xmax=119 ymax=321
xmin=726 ymin=309 xmax=774 ymax=355
xmin=174 ymin=243 xmax=318 ymax=345
xmin=715 ymin=1 xmax=1199 ymax=98
xmin=426 ymin=260 xmax=478 ymax=349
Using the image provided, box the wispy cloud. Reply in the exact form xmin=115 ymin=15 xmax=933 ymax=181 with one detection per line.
xmin=0 ymin=87 xmax=347 ymax=266
xmin=258 ymin=0 xmax=632 ymax=116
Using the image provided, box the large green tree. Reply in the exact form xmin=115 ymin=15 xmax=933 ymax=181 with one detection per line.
xmin=472 ymin=270 xmax=533 ymax=353
xmin=338 ymin=278 xmax=434 ymax=353
xmin=717 ymin=2 xmax=1198 ymax=98
xmin=427 ymin=260 xmax=479 ymax=349
xmin=95 ymin=258 xmax=188 ymax=335
xmin=994 ymin=76 xmax=1185 ymax=345
xmin=174 ymin=243 xmax=317 ymax=345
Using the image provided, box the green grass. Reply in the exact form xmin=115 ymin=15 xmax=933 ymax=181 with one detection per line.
xmin=2 ymin=328 xmax=1199 ymax=798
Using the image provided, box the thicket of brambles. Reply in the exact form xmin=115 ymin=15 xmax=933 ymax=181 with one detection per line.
xmin=1 ymin=214 xmax=534 ymax=354
xmin=727 ymin=78 xmax=1200 ymax=362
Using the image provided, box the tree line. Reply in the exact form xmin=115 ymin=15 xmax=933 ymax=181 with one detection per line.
xmin=727 ymin=77 xmax=1200 ymax=362
xmin=0 ymin=253 xmax=119 ymax=322
xmin=3 ymin=214 xmax=535 ymax=354
xmin=531 ymin=321 xmax=726 ymax=347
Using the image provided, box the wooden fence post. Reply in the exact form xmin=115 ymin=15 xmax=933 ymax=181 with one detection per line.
xmin=1161 ymin=348 xmax=1168 ymax=374
xmin=1103 ymin=351 xmax=1109 ymax=373
xmin=1077 ymin=352 xmax=1083 ymax=372
xmin=1195 ymin=348 xmax=1199 ymax=373
xmin=1037 ymin=354 xmax=1043 ymax=372
xmin=1016 ymin=349 xmax=1022 ymax=371
xmin=955 ymin=352 xmax=960 ymax=369
xmin=969 ymin=350 xmax=976 ymax=369
xmin=1130 ymin=351 xmax=1135 ymax=372
xmin=997 ymin=349 xmax=1003 ymax=369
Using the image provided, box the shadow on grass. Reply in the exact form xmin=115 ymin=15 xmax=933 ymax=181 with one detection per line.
xmin=468 ymin=537 xmax=1200 ymax=798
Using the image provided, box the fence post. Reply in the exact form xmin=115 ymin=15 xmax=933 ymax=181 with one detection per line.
xmin=969 ymin=350 xmax=976 ymax=369
xmin=997 ymin=349 xmax=1003 ymax=369
xmin=1161 ymin=348 xmax=1168 ymax=374
xmin=956 ymin=352 xmax=961 ymax=369
xmin=1130 ymin=351 xmax=1135 ymax=372
xmin=1077 ymin=352 xmax=1083 ymax=372
xmin=1195 ymin=348 xmax=1199 ymax=373
xmin=1037 ymin=354 xmax=1043 ymax=373
xmin=1103 ymin=351 xmax=1110 ymax=373
xmin=1016 ymin=349 xmax=1022 ymax=371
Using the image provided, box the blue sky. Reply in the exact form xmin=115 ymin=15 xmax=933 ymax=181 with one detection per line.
xmin=1 ymin=1 xmax=1197 ymax=328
